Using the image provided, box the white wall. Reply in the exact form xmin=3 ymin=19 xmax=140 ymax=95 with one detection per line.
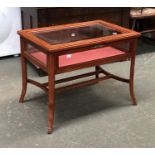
xmin=0 ymin=7 xmax=21 ymax=57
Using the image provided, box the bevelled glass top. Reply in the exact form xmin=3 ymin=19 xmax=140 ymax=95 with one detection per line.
xmin=33 ymin=24 xmax=121 ymax=45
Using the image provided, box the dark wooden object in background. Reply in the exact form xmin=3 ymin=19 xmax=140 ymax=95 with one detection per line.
xmin=21 ymin=7 xmax=130 ymax=29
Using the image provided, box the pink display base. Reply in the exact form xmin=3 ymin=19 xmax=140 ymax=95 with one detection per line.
xmin=30 ymin=46 xmax=125 ymax=67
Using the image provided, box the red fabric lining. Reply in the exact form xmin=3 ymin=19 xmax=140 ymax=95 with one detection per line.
xmin=30 ymin=47 xmax=125 ymax=67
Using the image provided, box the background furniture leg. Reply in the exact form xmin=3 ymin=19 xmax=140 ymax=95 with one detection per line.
xmin=131 ymin=19 xmax=136 ymax=30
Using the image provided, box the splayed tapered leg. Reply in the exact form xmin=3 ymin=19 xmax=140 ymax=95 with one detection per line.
xmin=129 ymin=40 xmax=137 ymax=105
xmin=19 ymin=38 xmax=28 ymax=103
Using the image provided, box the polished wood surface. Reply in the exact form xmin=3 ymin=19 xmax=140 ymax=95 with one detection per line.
xmin=21 ymin=7 xmax=131 ymax=75
xmin=18 ymin=20 xmax=140 ymax=53
xmin=18 ymin=20 xmax=140 ymax=134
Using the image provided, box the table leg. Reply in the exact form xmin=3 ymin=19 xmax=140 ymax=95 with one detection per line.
xmin=95 ymin=66 xmax=100 ymax=79
xmin=47 ymin=55 xmax=55 ymax=134
xmin=19 ymin=38 xmax=27 ymax=103
xmin=129 ymin=40 xmax=137 ymax=105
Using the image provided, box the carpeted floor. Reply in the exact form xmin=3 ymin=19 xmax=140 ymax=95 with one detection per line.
xmin=0 ymin=39 xmax=155 ymax=147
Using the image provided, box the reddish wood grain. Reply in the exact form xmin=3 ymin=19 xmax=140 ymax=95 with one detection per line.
xmin=18 ymin=20 xmax=140 ymax=134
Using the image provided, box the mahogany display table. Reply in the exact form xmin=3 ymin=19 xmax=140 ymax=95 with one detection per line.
xmin=18 ymin=20 xmax=140 ymax=134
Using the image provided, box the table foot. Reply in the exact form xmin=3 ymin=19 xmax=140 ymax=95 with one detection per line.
xmin=129 ymin=82 xmax=137 ymax=106
xmin=130 ymin=95 xmax=137 ymax=106
xmin=133 ymin=103 xmax=137 ymax=106
xmin=19 ymin=88 xmax=27 ymax=103
xmin=47 ymin=128 xmax=53 ymax=134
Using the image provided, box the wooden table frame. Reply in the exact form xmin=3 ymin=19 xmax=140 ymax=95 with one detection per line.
xmin=18 ymin=20 xmax=140 ymax=134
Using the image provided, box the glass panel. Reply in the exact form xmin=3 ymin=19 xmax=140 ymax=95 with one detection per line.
xmin=33 ymin=24 xmax=121 ymax=45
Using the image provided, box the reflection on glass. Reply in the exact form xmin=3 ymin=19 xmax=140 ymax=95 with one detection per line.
xmin=33 ymin=24 xmax=121 ymax=45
